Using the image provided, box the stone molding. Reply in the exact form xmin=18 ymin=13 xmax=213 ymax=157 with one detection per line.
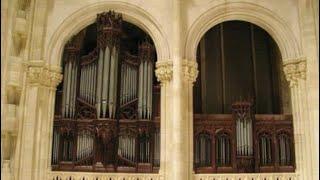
xmin=27 ymin=61 xmax=63 ymax=89
xmin=182 ymin=59 xmax=198 ymax=83
xmin=155 ymin=61 xmax=173 ymax=84
xmin=283 ymin=58 xmax=306 ymax=87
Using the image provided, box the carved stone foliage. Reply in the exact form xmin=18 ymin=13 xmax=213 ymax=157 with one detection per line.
xmin=155 ymin=61 xmax=173 ymax=84
xmin=182 ymin=59 xmax=198 ymax=83
xmin=27 ymin=63 xmax=63 ymax=89
xmin=283 ymin=58 xmax=306 ymax=87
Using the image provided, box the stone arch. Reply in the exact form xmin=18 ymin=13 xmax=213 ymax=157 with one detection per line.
xmin=46 ymin=1 xmax=170 ymax=69
xmin=184 ymin=2 xmax=302 ymax=63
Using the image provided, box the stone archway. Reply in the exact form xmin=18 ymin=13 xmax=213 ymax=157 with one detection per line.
xmin=46 ymin=1 xmax=170 ymax=70
xmin=183 ymin=2 xmax=313 ymax=179
xmin=44 ymin=2 xmax=170 ymax=179
xmin=184 ymin=2 xmax=302 ymax=63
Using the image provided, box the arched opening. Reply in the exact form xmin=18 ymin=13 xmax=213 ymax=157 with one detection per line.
xmin=193 ymin=21 xmax=295 ymax=173
xmin=51 ymin=11 xmax=160 ymax=173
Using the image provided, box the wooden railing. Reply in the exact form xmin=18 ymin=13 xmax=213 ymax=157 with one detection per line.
xmin=194 ymin=173 xmax=298 ymax=180
xmin=47 ymin=171 xmax=298 ymax=180
xmin=194 ymin=114 xmax=295 ymax=173
xmin=47 ymin=171 xmax=163 ymax=180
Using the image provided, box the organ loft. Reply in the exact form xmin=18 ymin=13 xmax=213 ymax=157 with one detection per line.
xmin=51 ymin=11 xmax=295 ymax=174
xmin=2 ymin=0 xmax=318 ymax=179
xmin=52 ymin=11 xmax=160 ymax=172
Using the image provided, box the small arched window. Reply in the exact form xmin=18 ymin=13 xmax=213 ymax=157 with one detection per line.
xmin=76 ymin=130 xmax=94 ymax=165
xmin=216 ymin=132 xmax=231 ymax=166
xmin=278 ymin=133 xmax=293 ymax=166
xmin=138 ymin=133 xmax=150 ymax=163
xmin=118 ymin=134 xmax=136 ymax=163
xmin=195 ymin=133 xmax=211 ymax=167
xmin=259 ymin=133 xmax=273 ymax=165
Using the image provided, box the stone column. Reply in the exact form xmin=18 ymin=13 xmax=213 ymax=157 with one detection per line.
xmin=181 ymin=60 xmax=198 ymax=179
xmin=15 ymin=61 xmax=62 ymax=180
xmin=296 ymin=1 xmax=319 ymax=179
xmin=283 ymin=58 xmax=313 ymax=180
xmin=155 ymin=60 xmax=173 ymax=180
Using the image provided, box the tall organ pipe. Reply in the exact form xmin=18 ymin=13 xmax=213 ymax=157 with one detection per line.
xmin=138 ymin=62 xmax=143 ymax=118
xmin=62 ymin=61 xmax=69 ymax=117
xmin=112 ymin=46 xmax=119 ymax=118
xmin=96 ymin=49 xmax=103 ymax=118
xmin=147 ymin=61 xmax=153 ymax=119
xmin=108 ymin=46 xmax=116 ymax=118
xmin=102 ymin=46 xmax=111 ymax=118
xmin=66 ymin=60 xmax=72 ymax=117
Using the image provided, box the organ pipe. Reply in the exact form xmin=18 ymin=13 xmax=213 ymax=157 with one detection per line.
xmin=102 ymin=46 xmax=110 ymax=118
xmin=96 ymin=49 xmax=103 ymax=118
xmin=137 ymin=41 xmax=154 ymax=120
xmin=233 ymin=101 xmax=253 ymax=156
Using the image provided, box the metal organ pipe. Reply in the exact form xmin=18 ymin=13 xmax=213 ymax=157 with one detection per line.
xmin=138 ymin=62 xmax=143 ymax=118
xmin=112 ymin=47 xmax=119 ymax=118
xmin=102 ymin=46 xmax=110 ymax=118
xmin=66 ymin=60 xmax=72 ymax=117
xmin=96 ymin=49 xmax=103 ymax=118
xmin=62 ymin=61 xmax=68 ymax=117
xmin=108 ymin=46 xmax=116 ymax=118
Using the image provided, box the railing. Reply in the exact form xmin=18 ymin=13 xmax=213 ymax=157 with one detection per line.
xmin=47 ymin=171 xmax=163 ymax=180
xmin=48 ymin=171 xmax=298 ymax=180
xmin=194 ymin=173 xmax=298 ymax=180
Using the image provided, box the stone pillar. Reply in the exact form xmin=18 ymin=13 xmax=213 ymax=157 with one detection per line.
xmin=15 ymin=61 xmax=62 ymax=180
xmin=181 ymin=60 xmax=198 ymax=179
xmin=155 ymin=60 xmax=173 ymax=180
xmin=283 ymin=58 xmax=313 ymax=180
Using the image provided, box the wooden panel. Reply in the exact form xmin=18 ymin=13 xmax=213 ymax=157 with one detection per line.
xmin=253 ymin=27 xmax=274 ymax=113
xmin=224 ymin=21 xmax=254 ymax=113
xmin=205 ymin=27 xmax=223 ymax=114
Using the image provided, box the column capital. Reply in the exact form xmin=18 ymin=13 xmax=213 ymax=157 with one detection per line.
xmin=155 ymin=60 xmax=173 ymax=84
xmin=182 ymin=59 xmax=198 ymax=84
xmin=283 ymin=57 xmax=306 ymax=87
xmin=27 ymin=61 xmax=63 ymax=89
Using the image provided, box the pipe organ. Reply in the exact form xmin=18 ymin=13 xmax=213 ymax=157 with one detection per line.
xmin=194 ymin=100 xmax=295 ymax=173
xmin=232 ymin=101 xmax=253 ymax=157
xmin=52 ymin=129 xmax=60 ymax=165
xmin=52 ymin=11 xmax=160 ymax=173
xmin=76 ymin=130 xmax=94 ymax=162
xmin=259 ymin=134 xmax=272 ymax=165
xmin=138 ymin=42 xmax=154 ymax=120
xmin=153 ymin=130 xmax=160 ymax=166
xmin=118 ymin=135 xmax=136 ymax=162
xmin=120 ymin=55 xmax=139 ymax=107
xmin=61 ymin=30 xmax=86 ymax=118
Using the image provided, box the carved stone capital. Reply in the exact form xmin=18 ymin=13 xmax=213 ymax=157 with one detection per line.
xmin=155 ymin=61 xmax=173 ymax=84
xmin=27 ymin=62 xmax=63 ymax=89
xmin=182 ymin=59 xmax=198 ymax=84
xmin=283 ymin=58 xmax=306 ymax=87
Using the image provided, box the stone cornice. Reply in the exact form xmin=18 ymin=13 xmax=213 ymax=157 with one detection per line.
xmin=283 ymin=57 xmax=306 ymax=87
xmin=27 ymin=61 xmax=63 ymax=89
xmin=155 ymin=60 xmax=173 ymax=84
xmin=182 ymin=59 xmax=198 ymax=84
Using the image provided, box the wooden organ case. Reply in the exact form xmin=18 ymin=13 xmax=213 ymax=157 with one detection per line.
xmin=194 ymin=100 xmax=295 ymax=174
xmin=51 ymin=11 xmax=160 ymax=173
xmin=193 ymin=21 xmax=296 ymax=174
